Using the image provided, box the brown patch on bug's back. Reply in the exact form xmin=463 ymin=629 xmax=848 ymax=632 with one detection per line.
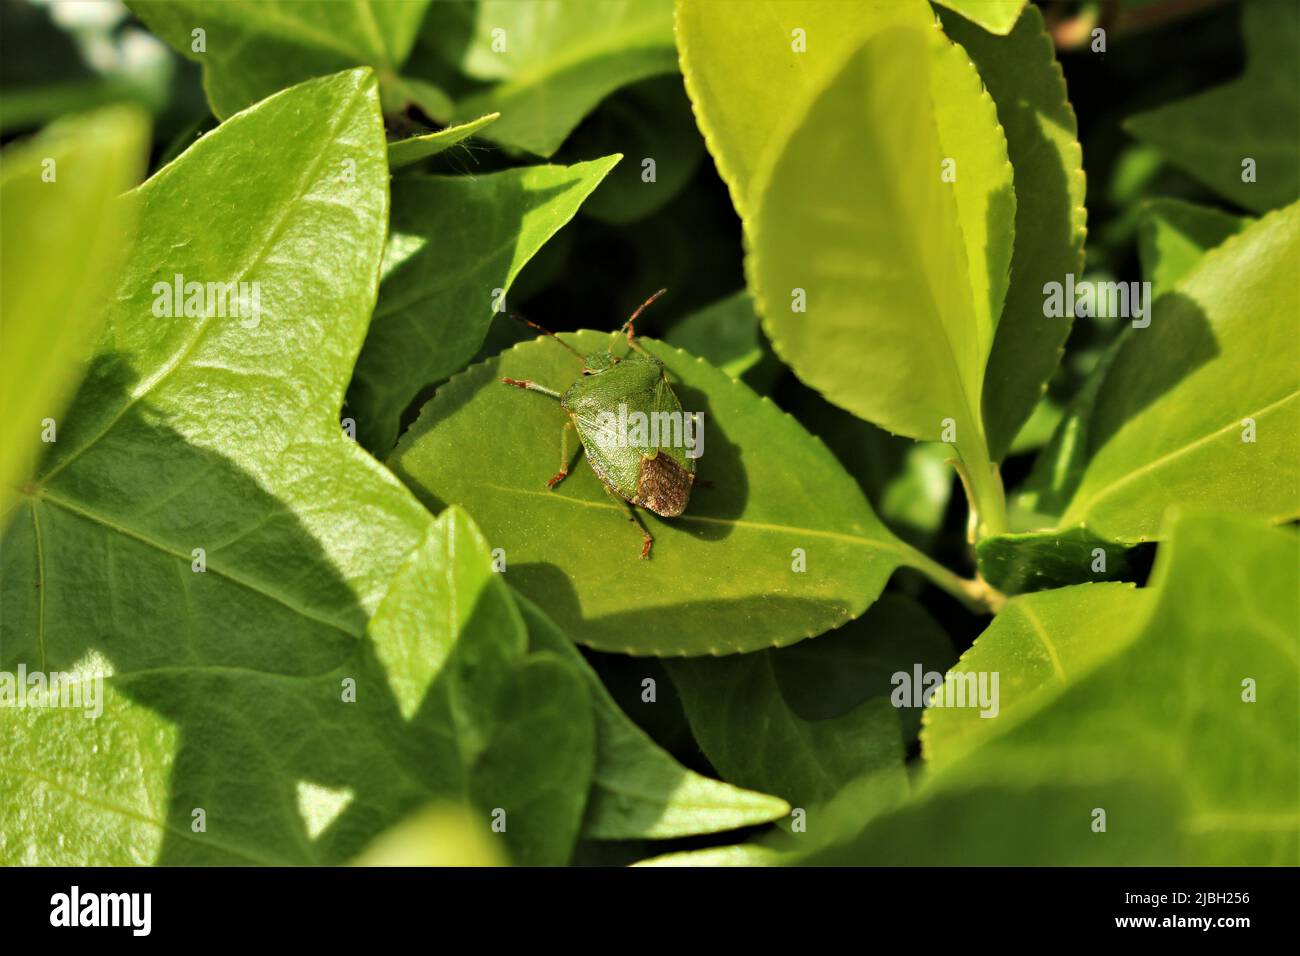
xmin=634 ymin=453 xmax=693 ymax=517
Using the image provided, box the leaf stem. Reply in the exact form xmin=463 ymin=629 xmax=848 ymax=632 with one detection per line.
xmin=951 ymin=436 xmax=1008 ymax=540
xmin=902 ymin=546 xmax=1007 ymax=616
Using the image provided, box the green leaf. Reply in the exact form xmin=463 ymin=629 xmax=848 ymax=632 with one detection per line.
xmin=1019 ymin=199 xmax=1252 ymax=526
xmin=0 ymin=70 xmax=446 ymax=865
xmin=365 ymin=506 xmax=594 ymax=867
xmin=748 ymin=22 xmax=1015 ymax=534
xmin=920 ymin=583 xmax=1149 ymax=766
xmin=933 ymin=0 xmax=1027 ymax=36
xmin=662 ymin=290 xmax=778 ymax=390
xmin=516 ymin=594 xmax=790 ymax=840
xmin=783 ymin=388 xmax=954 ymax=548
xmin=1125 ymin=0 xmax=1300 ymax=213
xmin=676 ymin=0 xmax=930 ymax=222
xmin=976 ymin=525 xmax=1144 ymax=594
xmin=1137 ymin=197 xmax=1252 ymax=299
xmin=825 ymin=513 xmax=1299 ymax=865
xmin=446 ymin=0 xmax=677 ymax=157
xmin=389 ymin=332 xmax=928 ymax=656
xmin=130 ymin=0 xmax=434 ymax=119
xmin=1 ymin=105 xmax=148 ymax=522
xmin=469 ymin=652 xmax=595 ymax=866
xmin=941 ymin=4 xmax=1088 ymax=461
xmin=346 ymin=156 xmax=619 ymax=453
xmin=1055 ymin=203 xmax=1300 ymax=542
xmin=667 ymin=596 xmax=952 ymax=808
xmin=987 ymin=203 xmax=1295 ymax=589
xmin=387 ymin=112 xmax=499 ymax=169
xmin=667 ymin=661 xmax=902 ymax=812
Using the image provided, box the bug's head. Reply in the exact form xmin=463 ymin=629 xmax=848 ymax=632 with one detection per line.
xmin=582 ymin=351 xmax=621 ymax=374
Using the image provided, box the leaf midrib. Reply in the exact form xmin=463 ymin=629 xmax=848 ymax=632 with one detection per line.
xmin=479 ymin=481 xmax=907 ymax=553
xmin=1064 ymin=388 xmax=1299 ymax=523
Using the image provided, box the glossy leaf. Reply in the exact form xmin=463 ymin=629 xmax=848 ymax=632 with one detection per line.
xmin=0 ymin=105 xmax=148 ymax=521
xmin=0 ymin=71 xmax=443 ymax=864
xmin=975 ymin=525 xmax=1146 ymax=594
xmin=676 ymin=0 xmax=930 ymax=222
xmin=823 ymin=513 xmax=1299 ymax=865
xmin=516 ymin=594 xmax=789 ymax=840
xmin=1054 ymin=203 xmax=1300 ymax=542
xmin=388 ymin=112 xmax=499 ymax=169
xmin=346 ymin=156 xmax=619 ymax=452
xmin=920 ymin=583 xmax=1149 ymax=766
xmin=445 ymin=0 xmax=677 ymax=157
xmin=130 ymin=1 xmax=435 ymax=120
xmin=389 ymin=331 xmax=929 ymax=656
xmin=668 ymin=595 xmax=953 ymax=808
xmin=749 ymin=23 xmax=1014 ymax=533
xmin=942 ymin=4 xmax=1088 ymax=461
xmin=1125 ymin=0 xmax=1299 ymax=213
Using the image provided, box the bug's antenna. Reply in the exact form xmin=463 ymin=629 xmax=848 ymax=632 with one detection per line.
xmin=509 ymin=312 xmax=585 ymax=359
xmin=616 ymin=288 xmax=668 ymax=348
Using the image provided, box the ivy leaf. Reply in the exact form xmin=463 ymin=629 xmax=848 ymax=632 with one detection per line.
xmin=387 ymin=112 xmax=499 ymax=169
xmin=346 ymin=156 xmax=619 ymax=453
xmin=1136 ymin=197 xmax=1252 ymax=299
xmin=941 ymin=4 xmax=1088 ymax=461
xmin=748 ymin=22 xmax=1015 ymax=534
xmin=366 ymin=506 xmax=595 ymax=867
xmin=130 ymin=1 xmax=437 ymax=120
xmin=668 ymin=595 xmax=953 ymax=809
xmin=1125 ymin=0 xmax=1300 ymax=213
xmin=389 ymin=332 xmax=931 ymax=656
xmin=1 ymin=105 xmax=148 ymax=521
xmin=0 ymin=70 xmax=449 ymax=864
xmin=516 ymin=594 xmax=790 ymax=840
xmin=933 ymin=0 xmax=1027 ymax=36
xmin=443 ymin=0 xmax=677 ymax=157
xmin=822 ymin=513 xmax=1299 ymax=865
xmin=469 ymin=653 xmax=595 ymax=866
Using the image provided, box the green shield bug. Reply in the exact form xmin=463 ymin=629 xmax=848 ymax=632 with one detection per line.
xmin=501 ymin=289 xmax=699 ymax=559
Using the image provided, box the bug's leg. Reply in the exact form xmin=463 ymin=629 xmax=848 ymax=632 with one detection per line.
xmin=547 ymin=420 xmax=581 ymax=489
xmin=501 ymin=377 xmax=561 ymax=399
xmin=604 ymin=487 xmax=654 ymax=559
